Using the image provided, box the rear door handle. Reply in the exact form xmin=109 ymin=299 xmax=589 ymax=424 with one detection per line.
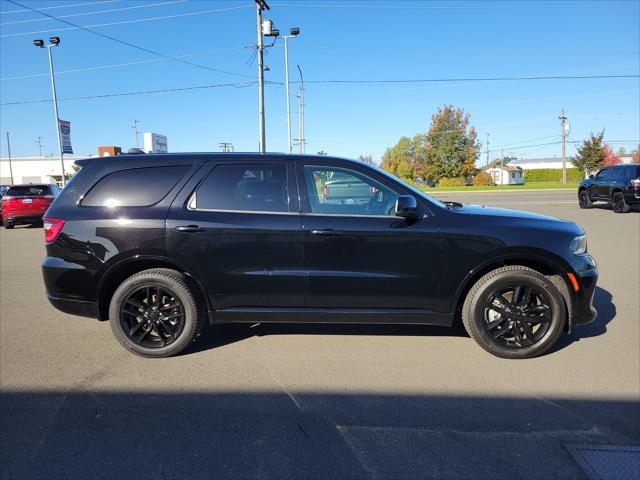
xmin=175 ymin=225 xmax=204 ymax=233
xmin=311 ymin=229 xmax=338 ymax=236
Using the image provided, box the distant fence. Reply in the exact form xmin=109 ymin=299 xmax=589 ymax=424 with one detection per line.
xmin=523 ymin=168 xmax=583 ymax=183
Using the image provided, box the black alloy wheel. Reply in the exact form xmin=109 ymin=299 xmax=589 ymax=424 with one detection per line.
xmin=109 ymin=268 xmax=202 ymax=358
xmin=612 ymin=192 xmax=630 ymax=213
xmin=462 ymin=265 xmax=566 ymax=359
xmin=578 ymin=190 xmax=592 ymax=209
xmin=119 ymin=285 xmax=185 ymax=349
xmin=482 ymin=284 xmax=552 ymax=349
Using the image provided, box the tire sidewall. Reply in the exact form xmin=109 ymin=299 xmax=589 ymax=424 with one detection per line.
xmin=467 ymin=271 xmax=565 ymax=359
xmin=109 ymin=272 xmax=198 ymax=357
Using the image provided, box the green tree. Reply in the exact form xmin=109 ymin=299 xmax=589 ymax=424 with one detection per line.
xmin=380 ymin=105 xmax=479 ymax=183
xmin=571 ymin=131 xmax=605 ymax=174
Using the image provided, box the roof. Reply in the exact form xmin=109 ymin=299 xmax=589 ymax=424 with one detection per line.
xmin=509 ymin=157 xmax=563 ymax=165
xmin=486 ymin=164 xmax=522 ymax=172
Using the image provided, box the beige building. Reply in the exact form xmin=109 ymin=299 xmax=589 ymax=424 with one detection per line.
xmin=0 ymin=155 xmax=93 ymax=187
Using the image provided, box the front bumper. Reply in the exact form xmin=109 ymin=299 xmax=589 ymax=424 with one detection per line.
xmin=569 ymin=254 xmax=598 ymax=327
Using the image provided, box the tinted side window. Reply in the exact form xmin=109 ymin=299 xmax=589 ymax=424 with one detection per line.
xmin=596 ymin=168 xmax=610 ymax=180
xmin=6 ymin=185 xmax=51 ymax=196
xmin=192 ymin=164 xmax=288 ymax=212
xmin=303 ymin=165 xmax=399 ymax=216
xmin=82 ymin=166 xmax=189 ymax=207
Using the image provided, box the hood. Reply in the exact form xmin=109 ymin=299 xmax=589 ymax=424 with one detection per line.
xmin=446 ymin=203 xmax=583 ymax=235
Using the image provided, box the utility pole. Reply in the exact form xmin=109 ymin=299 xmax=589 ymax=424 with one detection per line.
xmin=297 ymin=64 xmax=305 ymax=154
xmin=485 ymin=133 xmax=490 ymax=168
xmin=255 ymin=0 xmax=269 ymax=153
xmin=501 ymin=147 xmax=504 ymax=185
xmin=36 ymin=136 xmax=44 ymax=156
xmin=559 ymin=108 xmax=567 ymax=184
xmin=132 ymin=120 xmax=140 ymax=149
xmin=6 ymin=132 xmax=14 ymax=185
xmin=219 ymin=142 xmax=234 ymax=152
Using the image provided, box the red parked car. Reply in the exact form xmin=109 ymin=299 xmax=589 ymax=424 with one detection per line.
xmin=1 ymin=184 xmax=61 ymax=229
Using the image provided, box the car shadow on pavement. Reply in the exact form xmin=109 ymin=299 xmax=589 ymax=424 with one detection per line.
xmin=550 ymin=286 xmax=616 ymax=354
xmin=189 ymin=321 xmax=469 ymax=355
xmin=592 ymin=203 xmax=640 ymax=213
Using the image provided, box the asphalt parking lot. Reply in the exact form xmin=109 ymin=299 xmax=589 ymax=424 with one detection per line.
xmin=1 ymin=189 xmax=639 ymax=479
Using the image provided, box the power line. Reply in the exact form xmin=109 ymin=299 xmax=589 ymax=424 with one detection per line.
xmin=1 ymin=0 xmax=120 ymax=14
xmin=1 ymin=81 xmax=257 ymax=106
xmin=299 ymin=74 xmax=639 ymax=84
xmin=1 ymin=3 xmax=254 ymax=38
xmin=1 ymin=0 xmax=187 ymax=26
xmin=4 ymin=0 xmax=254 ymax=79
xmin=0 ymin=46 xmax=247 ymax=81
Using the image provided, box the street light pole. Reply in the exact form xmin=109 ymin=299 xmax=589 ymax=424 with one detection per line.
xmin=560 ymin=108 xmax=567 ymax=185
xmin=6 ymin=132 xmax=14 ymax=185
xmin=297 ymin=64 xmax=305 ymax=154
xmin=46 ymin=44 xmax=66 ymax=186
xmin=282 ymin=28 xmax=299 ymax=154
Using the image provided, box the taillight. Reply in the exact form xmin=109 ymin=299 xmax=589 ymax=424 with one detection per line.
xmin=43 ymin=217 xmax=64 ymax=243
xmin=631 ymin=178 xmax=640 ymax=190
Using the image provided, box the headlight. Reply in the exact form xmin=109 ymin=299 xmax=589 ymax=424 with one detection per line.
xmin=570 ymin=235 xmax=587 ymax=255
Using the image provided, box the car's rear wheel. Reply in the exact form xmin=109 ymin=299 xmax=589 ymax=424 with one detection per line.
xmin=462 ymin=266 xmax=566 ymax=359
xmin=578 ymin=189 xmax=593 ymax=209
xmin=612 ymin=192 xmax=630 ymax=213
xmin=109 ymin=268 xmax=203 ymax=358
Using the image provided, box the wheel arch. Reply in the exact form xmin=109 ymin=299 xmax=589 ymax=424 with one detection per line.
xmin=96 ymin=256 xmax=211 ymax=321
xmin=453 ymin=251 xmax=575 ymax=331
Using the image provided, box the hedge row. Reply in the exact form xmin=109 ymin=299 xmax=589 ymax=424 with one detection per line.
xmin=437 ymin=177 xmax=466 ymax=187
xmin=523 ymin=168 xmax=584 ymax=183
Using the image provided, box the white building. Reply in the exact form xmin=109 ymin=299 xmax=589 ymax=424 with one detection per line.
xmin=0 ymin=156 xmax=93 ymax=187
xmin=484 ymin=165 xmax=524 ymax=185
xmin=508 ymin=157 xmax=565 ymax=170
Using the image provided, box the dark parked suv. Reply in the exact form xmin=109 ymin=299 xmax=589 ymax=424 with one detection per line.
xmin=578 ymin=163 xmax=640 ymax=213
xmin=42 ymin=153 xmax=598 ymax=359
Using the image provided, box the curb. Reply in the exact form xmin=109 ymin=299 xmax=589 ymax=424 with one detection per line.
xmin=426 ymin=188 xmax=578 ymax=194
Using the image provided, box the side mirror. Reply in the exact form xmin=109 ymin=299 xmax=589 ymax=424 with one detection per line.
xmin=588 ymin=174 xmax=594 ymax=179
xmin=395 ymin=195 xmax=418 ymax=220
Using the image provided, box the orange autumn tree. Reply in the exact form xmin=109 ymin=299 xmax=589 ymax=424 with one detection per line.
xmin=602 ymin=143 xmax=621 ymax=167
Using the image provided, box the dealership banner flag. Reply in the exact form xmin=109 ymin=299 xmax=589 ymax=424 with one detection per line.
xmin=58 ymin=119 xmax=73 ymax=154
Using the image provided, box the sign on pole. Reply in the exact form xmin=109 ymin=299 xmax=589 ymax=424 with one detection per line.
xmin=143 ymin=132 xmax=168 ymax=153
xmin=58 ymin=119 xmax=73 ymax=154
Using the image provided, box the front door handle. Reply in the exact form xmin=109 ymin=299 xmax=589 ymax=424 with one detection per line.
xmin=311 ymin=229 xmax=338 ymax=236
xmin=175 ymin=225 xmax=204 ymax=233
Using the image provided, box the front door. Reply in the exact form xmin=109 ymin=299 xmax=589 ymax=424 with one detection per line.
xmin=297 ymin=161 xmax=442 ymax=310
xmin=167 ymin=161 xmax=305 ymax=309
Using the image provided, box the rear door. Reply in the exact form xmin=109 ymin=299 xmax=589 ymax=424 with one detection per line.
xmin=166 ymin=160 xmax=305 ymax=310
xmin=297 ymin=160 xmax=442 ymax=310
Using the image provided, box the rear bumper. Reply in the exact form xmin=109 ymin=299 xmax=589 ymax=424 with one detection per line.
xmin=47 ymin=294 xmax=98 ymax=319
xmin=623 ymin=191 xmax=640 ymax=204
xmin=2 ymin=214 xmax=44 ymax=224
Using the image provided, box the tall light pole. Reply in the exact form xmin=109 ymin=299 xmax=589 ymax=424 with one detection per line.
xmin=255 ymin=0 xmax=270 ymax=153
xmin=6 ymin=132 xmax=14 ymax=185
xmin=297 ymin=64 xmax=305 ymax=154
xmin=33 ymin=37 xmax=66 ymax=186
xmin=36 ymin=136 xmax=44 ymax=156
xmin=282 ymin=28 xmax=300 ymax=154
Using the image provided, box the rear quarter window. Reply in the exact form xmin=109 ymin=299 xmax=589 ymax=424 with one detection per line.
xmin=81 ymin=166 xmax=189 ymax=207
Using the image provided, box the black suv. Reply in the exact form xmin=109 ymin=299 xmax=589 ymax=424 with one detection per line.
xmin=578 ymin=163 xmax=640 ymax=213
xmin=42 ymin=153 xmax=598 ymax=359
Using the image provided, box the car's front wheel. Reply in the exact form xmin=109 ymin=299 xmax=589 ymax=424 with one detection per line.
xmin=612 ymin=192 xmax=630 ymax=213
xmin=578 ymin=189 xmax=593 ymax=209
xmin=109 ymin=268 xmax=203 ymax=358
xmin=462 ymin=266 xmax=566 ymax=359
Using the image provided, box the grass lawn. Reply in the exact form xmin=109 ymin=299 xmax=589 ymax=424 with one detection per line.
xmin=420 ymin=182 xmax=579 ymax=192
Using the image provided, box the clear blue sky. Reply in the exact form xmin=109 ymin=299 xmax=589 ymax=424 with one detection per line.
xmin=1 ymin=0 xmax=638 ymax=163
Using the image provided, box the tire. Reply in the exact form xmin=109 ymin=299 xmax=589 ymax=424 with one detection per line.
xmin=578 ymin=189 xmax=593 ymax=209
xmin=612 ymin=191 xmax=630 ymax=213
xmin=109 ymin=268 xmax=203 ymax=358
xmin=4 ymin=221 xmax=14 ymax=229
xmin=462 ymin=266 xmax=566 ymax=359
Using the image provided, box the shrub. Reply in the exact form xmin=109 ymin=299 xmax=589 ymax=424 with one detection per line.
xmin=437 ymin=177 xmax=466 ymax=187
xmin=523 ymin=168 xmax=583 ymax=183
xmin=473 ymin=171 xmax=493 ymax=186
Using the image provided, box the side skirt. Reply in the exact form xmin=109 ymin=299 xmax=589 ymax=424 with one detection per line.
xmin=211 ymin=307 xmax=453 ymax=327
